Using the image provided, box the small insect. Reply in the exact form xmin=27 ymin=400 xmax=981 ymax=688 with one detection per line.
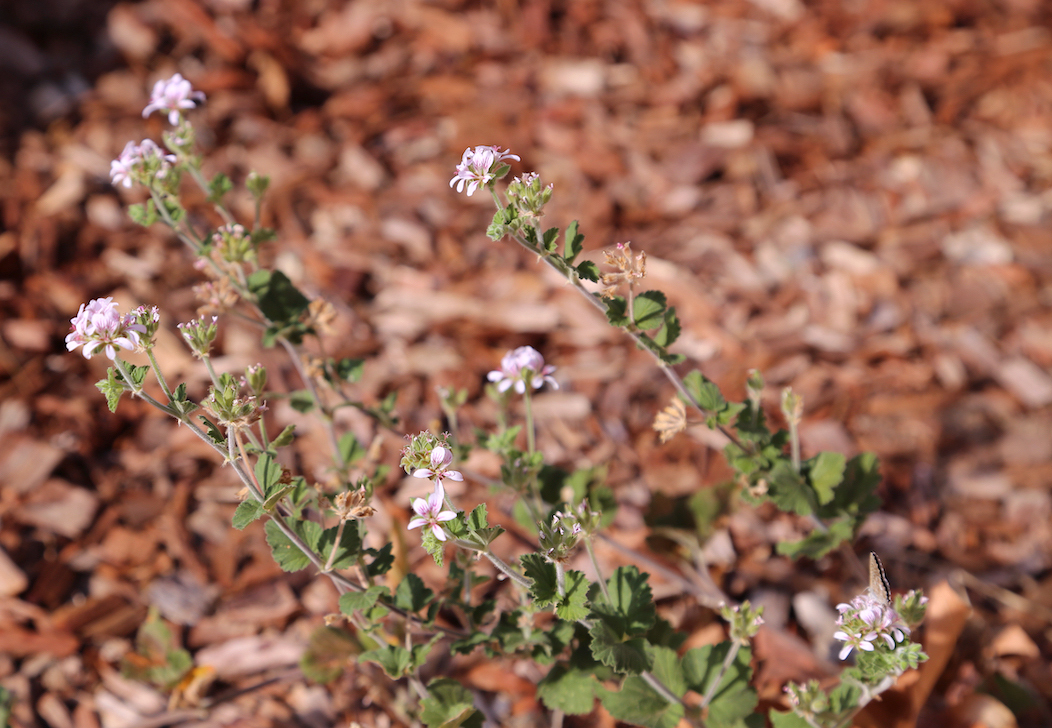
xmin=868 ymin=551 xmax=892 ymax=605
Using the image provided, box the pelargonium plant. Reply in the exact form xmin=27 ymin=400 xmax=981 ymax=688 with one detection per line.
xmin=67 ymin=74 xmax=927 ymax=728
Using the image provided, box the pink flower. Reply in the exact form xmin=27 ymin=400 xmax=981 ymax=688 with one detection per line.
xmin=487 ymin=346 xmax=558 ymax=394
xmin=408 ymin=484 xmax=457 ymax=541
xmin=449 ymin=145 xmax=520 ymax=196
xmin=142 ymin=73 xmax=206 ymax=125
xmin=65 ymin=297 xmax=147 ymax=360
xmin=110 ymin=141 xmax=140 ymax=188
xmin=412 ymin=446 xmax=464 ymax=486
xmin=109 ymin=139 xmax=177 ymax=189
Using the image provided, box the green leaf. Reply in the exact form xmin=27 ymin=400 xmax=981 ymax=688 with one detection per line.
xmin=339 ymin=585 xmax=390 ymax=615
xmin=289 ymin=389 xmax=315 ymax=413
xmin=683 ymin=370 xmax=727 ymax=413
xmin=769 ymin=711 xmax=812 ymax=728
xmin=682 ymin=643 xmax=758 ymax=727
xmin=263 ymin=519 xmax=318 ymax=572
xmin=360 ymin=645 xmax=412 ymax=679
xmin=331 ymin=357 xmax=364 ymax=383
xmin=824 ymin=451 xmax=883 ymax=516
xmin=365 ymin=543 xmax=394 ymax=577
xmin=317 ymin=521 xmax=362 ymax=570
xmin=576 ymin=260 xmax=600 ymax=282
xmin=338 ymin=432 xmax=366 ymax=466
xmin=654 ymin=307 xmax=681 ymax=348
xmin=537 ymin=663 xmax=597 ymax=714
xmin=96 ymin=368 xmax=127 ymax=413
xmin=197 ymin=416 xmax=225 ymax=446
xmin=207 ymin=172 xmax=233 ymax=203
xmin=300 ymin=626 xmax=358 ymax=684
xmin=604 ymin=296 xmax=629 ymax=327
xmin=232 ymin=499 xmax=264 ymax=530
xmin=632 ymin=290 xmax=667 ymax=330
xmin=271 ymin=424 xmax=296 ymax=448
xmin=465 ymin=504 xmax=504 ymax=547
xmin=247 ymin=269 xmax=310 ymax=325
xmin=563 ymin=220 xmax=585 ymax=263
xmin=598 ymin=671 xmax=684 ymax=728
xmin=776 ymin=515 xmax=856 ymax=559
xmin=127 ymin=200 xmax=159 ymax=227
xmin=807 ymin=451 xmax=845 ymax=506
xmin=588 ymin=620 xmax=651 ymax=675
xmin=419 ymin=678 xmax=484 ymax=728
xmin=556 ymin=570 xmax=590 ymax=622
xmin=542 ymin=226 xmax=560 ymax=254
xmin=766 ymin=460 xmax=814 ymax=516
xmin=395 ymin=573 xmax=434 ymax=613
xmin=520 ymin=553 xmax=558 ymax=607
xmin=254 ymin=454 xmax=284 ymax=497
xmin=590 ymin=565 xmax=656 ymax=636
xmin=649 ymin=644 xmax=687 ymax=698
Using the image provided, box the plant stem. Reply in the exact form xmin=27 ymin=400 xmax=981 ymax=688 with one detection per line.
xmin=700 ymin=641 xmax=740 ymax=708
xmin=523 ymin=387 xmax=536 ymax=454
xmin=324 ymin=518 xmax=347 ymax=572
xmin=584 ymin=539 xmax=611 ymax=602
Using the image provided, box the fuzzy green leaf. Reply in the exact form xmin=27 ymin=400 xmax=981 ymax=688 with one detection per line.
xmin=263 ymin=519 xmax=320 ymax=572
xmin=632 ymin=290 xmax=667 ymax=330
xmin=598 ymin=673 xmax=684 ymax=728
xmin=289 ymin=389 xmax=315 ymax=413
xmin=769 ymin=711 xmax=813 ymax=728
xmin=254 ymin=453 xmax=284 ymax=496
xmin=96 ymin=369 xmax=127 ymax=413
xmin=338 ymin=432 xmax=366 ymax=465
xmin=247 ymin=269 xmax=310 ymax=325
xmin=556 ymin=570 xmax=590 ymax=622
xmin=395 ymin=573 xmax=434 ymax=613
xmin=683 ymin=370 xmax=727 ymax=413
xmin=232 ymin=499 xmax=264 ymax=530
xmin=682 ymin=643 xmax=757 ymax=727
xmin=604 ymin=296 xmax=629 ymax=327
xmin=654 ymin=307 xmax=681 ymax=348
xmin=419 ymin=678 xmax=484 ymax=728
xmin=807 ymin=451 xmax=845 ymax=506
xmin=271 ymin=424 xmax=296 ymax=448
xmin=520 ymin=553 xmax=558 ymax=607
xmin=127 ymin=200 xmax=159 ymax=227
xmin=207 ymin=172 xmax=233 ymax=203
xmin=563 ymin=220 xmax=584 ymax=262
xmin=339 ymin=585 xmax=390 ymax=615
xmin=576 ymin=260 xmax=601 ymax=282
xmin=537 ymin=663 xmax=597 ymax=715
xmin=360 ymin=645 xmax=412 ymax=679
xmin=588 ymin=620 xmax=651 ymax=675
xmin=317 ymin=521 xmax=362 ymax=570
xmin=589 ymin=565 xmax=656 ymax=636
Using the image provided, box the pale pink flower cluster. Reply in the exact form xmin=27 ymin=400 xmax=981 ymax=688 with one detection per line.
xmin=411 ymin=446 xmax=464 ymax=486
xmin=110 ymin=139 xmax=176 ymax=188
xmin=449 ymin=145 xmax=520 ymax=196
xmin=65 ymin=298 xmax=147 ymax=361
xmin=408 ymin=483 xmax=457 ymax=541
xmin=833 ymin=593 xmax=910 ymax=660
xmin=487 ymin=346 xmax=558 ymax=394
xmin=142 ymin=73 xmax=205 ymax=125
xmin=408 ymin=446 xmax=462 ymax=542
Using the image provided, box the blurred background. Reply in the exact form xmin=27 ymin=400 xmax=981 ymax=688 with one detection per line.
xmin=1 ymin=0 xmax=1051 ymax=726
